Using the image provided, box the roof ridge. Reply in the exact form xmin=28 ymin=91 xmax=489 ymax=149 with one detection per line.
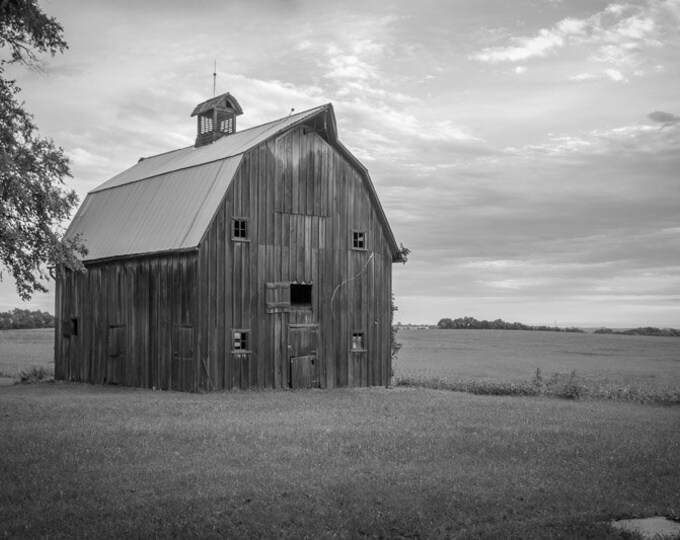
xmin=90 ymin=103 xmax=332 ymax=194
xmin=133 ymin=103 xmax=330 ymax=163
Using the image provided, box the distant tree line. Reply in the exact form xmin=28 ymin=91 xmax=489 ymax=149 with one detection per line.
xmin=0 ymin=309 xmax=55 ymax=329
xmin=594 ymin=327 xmax=680 ymax=338
xmin=437 ymin=317 xmax=584 ymax=333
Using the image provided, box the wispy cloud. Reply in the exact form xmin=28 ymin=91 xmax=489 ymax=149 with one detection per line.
xmin=471 ymin=0 xmax=679 ymax=79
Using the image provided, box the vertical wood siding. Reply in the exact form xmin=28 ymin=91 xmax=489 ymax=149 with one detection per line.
xmin=55 ymin=253 xmax=197 ymax=390
xmin=197 ymin=126 xmax=394 ymax=390
xmin=56 ymin=125 xmax=395 ymax=392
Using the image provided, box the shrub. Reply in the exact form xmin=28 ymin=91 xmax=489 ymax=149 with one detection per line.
xmin=553 ymin=370 xmax=583 ymax=400
xmin=395 ymin=369 xmax=680 ymax=406
xmin=19 ymin=366 xmax=52 ymax=384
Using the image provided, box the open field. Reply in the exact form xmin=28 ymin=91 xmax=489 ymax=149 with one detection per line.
xmin=395 ymin=328 xmax=680 ymax=404
xmin=0 ymin=328 xmax=53 ymax=379
xmin=396 ymin=328 xmax=680 ymax=385
xmin=1 ymin=383 xmax=679 ymax=538
xmin=3 ymin=327 xmax=679 ymax=390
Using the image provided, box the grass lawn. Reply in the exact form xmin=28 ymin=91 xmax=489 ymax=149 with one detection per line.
xmin=1 ymin=383 xmax=679 ymax=538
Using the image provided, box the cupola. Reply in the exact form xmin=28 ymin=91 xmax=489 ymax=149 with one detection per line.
xmin=191 ymin=92 xmax=243 ymax=147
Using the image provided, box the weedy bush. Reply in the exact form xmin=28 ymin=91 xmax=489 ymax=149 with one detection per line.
xmin=395 ymin=368 xmax=680 ymax=406
xmin=19 ymin=366 xmax=52 ymax=384
xmin=394 ymin=376 xmax=540 ymax=397
xmin=552 ymin=370 xmax=584 ymax=400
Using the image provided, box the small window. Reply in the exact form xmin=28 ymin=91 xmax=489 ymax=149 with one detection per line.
xmin=233 ymin=330 xmax=250 ymax=352
xmin=290 ymin=284 xmax=312 ymax=307
xmin=62 ymin=317 xmax=78 ymax=337
xmin=352 ymin=332 xmax=365 ymax=351
xmin=352 ymin=231 xmax=366 ymax=250
xmin=232 ymin=218 xmax=248 ymax=240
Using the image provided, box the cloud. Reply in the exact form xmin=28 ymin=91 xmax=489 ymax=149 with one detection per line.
xmin=471 ymin=0 xmax=677 ymax=70
xmin=648 ymin=110 xmax=680 ymax=125
xmin=570 ymin=73 xmax=596 ymax=81
xmin=473 ymin=28 xmax=565 ymax=62
xmin=388 ymin=117 xmax=680 ymax=323
xmin=604 ymin=68 xmax=627 ymax=82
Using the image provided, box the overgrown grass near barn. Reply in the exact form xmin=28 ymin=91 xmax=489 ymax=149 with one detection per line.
xmin=1 ymin=383 xmax=679 ymax=539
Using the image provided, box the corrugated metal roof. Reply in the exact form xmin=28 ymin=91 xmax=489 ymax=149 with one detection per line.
xmin=93 ymin=105 xmax=328 ymax=193
xmin=66 ymin=157 xmax=241 ymax=261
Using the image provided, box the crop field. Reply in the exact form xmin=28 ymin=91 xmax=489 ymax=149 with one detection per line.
xmin=395 ymin=328 xmax=680 ymax=403
xmin=1 ymin=327 xmax=679 ymax=537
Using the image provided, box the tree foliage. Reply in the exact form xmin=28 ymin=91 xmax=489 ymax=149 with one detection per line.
xmin=436 ymin=317 xmax=585 ymax=333
xmin=1 ymin=0 xmax=86 ymax=300
xmin=0 ymin=307 xmax=54 ymax=329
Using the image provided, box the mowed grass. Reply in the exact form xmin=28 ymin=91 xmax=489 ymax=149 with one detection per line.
xmin=1 ymin=328 xmax=679 ymax=537
xmin=2 ymin=383 xmax=680 ymax=539
xmin=0 ymin=329 xmax=54 ymax=379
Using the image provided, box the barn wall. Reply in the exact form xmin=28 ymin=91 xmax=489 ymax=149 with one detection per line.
xmin=197 ymin=126 xmax=394 ymax=390
xmin=54 ymin=253 xmax=198 ymax=390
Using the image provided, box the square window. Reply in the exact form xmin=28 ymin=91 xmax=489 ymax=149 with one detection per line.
xmin=290 ymin=283 xmax=312 ymax=307
xmin=352 ymin=231 xmax=366 ymax=250
xmin=233 ymin=330 xmax=249 ymax=351
xmin=352 ymin=332 xmax=365 ymax=351
xmin=232 ymin=218 xmax=248 ymax=240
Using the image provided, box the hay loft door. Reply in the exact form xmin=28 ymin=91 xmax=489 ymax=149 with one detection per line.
xmin=288 ymin=325 xmax=319 ymax=389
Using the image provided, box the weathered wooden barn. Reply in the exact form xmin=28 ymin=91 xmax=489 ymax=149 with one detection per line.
xmin=55 ymin=93 xmax=403 ymax=391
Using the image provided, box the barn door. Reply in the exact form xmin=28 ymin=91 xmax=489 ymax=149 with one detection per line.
xmin=289 ymin=325 xmax=319 ymax=389
xmin=172 ymin=326 xmax=194 ymax=391
xmin=107 ymin=325 xmax=126 ymax=385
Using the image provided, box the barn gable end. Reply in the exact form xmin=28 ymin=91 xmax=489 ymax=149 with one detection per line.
xmin=56 ymin=96 xmax=400 ymax=391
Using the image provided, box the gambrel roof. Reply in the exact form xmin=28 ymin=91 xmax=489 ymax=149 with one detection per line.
xmin=65 ymin=104 xmax=401 ymax=263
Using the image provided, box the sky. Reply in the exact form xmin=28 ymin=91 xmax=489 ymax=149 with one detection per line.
xmin=1 ymin=0 xmax=679 ymax=327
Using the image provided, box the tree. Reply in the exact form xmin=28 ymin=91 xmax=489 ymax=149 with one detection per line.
xmin=1 ymin=0 xmax=86 ymax=300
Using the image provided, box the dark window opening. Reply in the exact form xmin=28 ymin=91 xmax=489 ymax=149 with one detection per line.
xmin=352 ymin=332 xmax=365 ymax=351
xmin=71 ymin=318 xmax=79 ymax=336
xmin=232 ymin=218 xmax=248 ymax=240
xmin=233 ymin=330 xmax=249 ymax=351
xmin=353 ymin=231 xmax=366 ymax=250
xmin=290 ymin=284 xmax=312 ymax=307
